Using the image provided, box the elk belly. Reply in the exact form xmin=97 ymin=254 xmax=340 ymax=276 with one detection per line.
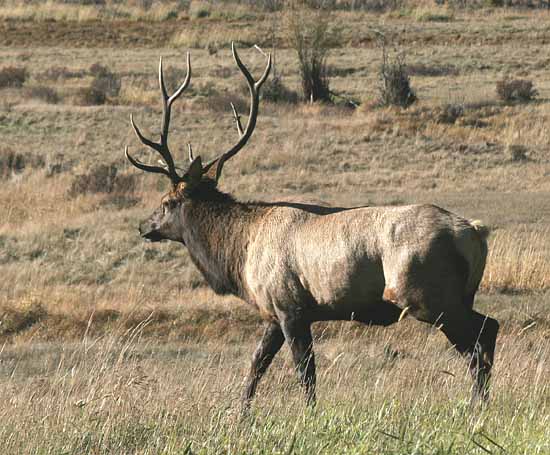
xmin=297 ymin=254 xmax=386 ymax=310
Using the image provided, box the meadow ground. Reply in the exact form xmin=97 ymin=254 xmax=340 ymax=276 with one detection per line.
xmin=0 ymin=1 xmax=549 ymax=453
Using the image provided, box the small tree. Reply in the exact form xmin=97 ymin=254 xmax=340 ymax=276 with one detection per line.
xmin=285 ymin=2 xmax=335 ymax=103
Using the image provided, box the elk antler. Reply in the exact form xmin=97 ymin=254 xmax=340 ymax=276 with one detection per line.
xmin=203 ymin=42 xmax=271 ymax=182
xmin=125 ymin=53 xmax=191 ymax=186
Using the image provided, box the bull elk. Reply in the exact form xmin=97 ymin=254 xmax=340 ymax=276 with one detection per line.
xmin=125 ymin=43 xmax=499 ymax=407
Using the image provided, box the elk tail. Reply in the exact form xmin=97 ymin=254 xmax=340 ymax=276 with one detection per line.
xmin=462 ymin=219 xmax=490 ymax=305
xmin=470 ymin=219 xmax=490 ymax=241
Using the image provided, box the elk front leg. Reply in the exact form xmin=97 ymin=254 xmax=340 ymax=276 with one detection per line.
xmin=281 ymin=318 xmax=316 ymax=406
xmin=242 ymin=322 xmax=285 ymax=409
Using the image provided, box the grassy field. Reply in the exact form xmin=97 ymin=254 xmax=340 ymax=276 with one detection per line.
xmin=0 ymin=1 xmax=549 ymax=453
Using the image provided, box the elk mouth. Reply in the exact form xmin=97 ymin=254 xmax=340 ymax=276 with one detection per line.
xmin=140 ymin=229 xmax=164 ymax=242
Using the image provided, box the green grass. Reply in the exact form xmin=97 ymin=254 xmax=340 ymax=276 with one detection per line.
xmin=7 ymin=403 xmax=547 ymax=454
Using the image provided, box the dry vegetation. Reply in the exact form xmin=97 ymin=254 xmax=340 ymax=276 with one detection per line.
xmin=0 ymin=1 xmax=549 ymax=453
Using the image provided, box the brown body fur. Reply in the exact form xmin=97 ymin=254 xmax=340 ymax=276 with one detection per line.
xmin=139 ymin=181 xmax=499 ymax=406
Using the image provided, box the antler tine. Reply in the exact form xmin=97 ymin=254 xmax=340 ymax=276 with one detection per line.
xmin=204 ymin=42 xmax=271 ymax=180
xmin=125 ymin=146 xmax=171 ymax=178
xmin=126 ymin=53 xmax=192 ymax=185
xmin=255 ymin=51 xmax=272 ymax=89
xmin=187 ymin=143 xmax=194 ymax=162
xmin=130 ymin=114 xmax=160 ymax=151
xmin=230 ymin=102 xmax=244 ymax=137
xmin=159 ymin=52 xmax=191 ymax=144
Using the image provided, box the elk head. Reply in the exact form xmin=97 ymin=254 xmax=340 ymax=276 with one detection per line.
xmin=125 ymin=43 xmax=271 ymax=243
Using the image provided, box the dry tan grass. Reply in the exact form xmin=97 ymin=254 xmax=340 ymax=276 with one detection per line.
xmin=0 ymin=0 xmax=185 ymax=22
xmin=482 ymin=226 xmax=550 ymax=293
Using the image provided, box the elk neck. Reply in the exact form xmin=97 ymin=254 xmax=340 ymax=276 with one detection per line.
xmin=178 ymin=184 xmax=265 ymax=300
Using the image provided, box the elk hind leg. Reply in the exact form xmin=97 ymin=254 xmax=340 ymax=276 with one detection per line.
xmin=281 ymin=318 xmax=316 ymax=406
xmin=440 ymin=309 xmax=499 ymax=403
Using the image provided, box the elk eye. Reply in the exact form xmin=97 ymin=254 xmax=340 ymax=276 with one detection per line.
xmin=163 ymin=200 xmax=177 ymax=212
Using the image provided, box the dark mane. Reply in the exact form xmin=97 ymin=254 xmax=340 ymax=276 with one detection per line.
xmin=181 ymin=182 xmax=261 ymax=298
xmin=188 ymin=179 xmax=353 ymax=214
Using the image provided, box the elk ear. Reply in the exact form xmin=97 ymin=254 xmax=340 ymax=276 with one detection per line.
xmin=185 ymin=156 xmax=203 ymax=184
xmin=202 ymin=157 xmax=223 ymax=184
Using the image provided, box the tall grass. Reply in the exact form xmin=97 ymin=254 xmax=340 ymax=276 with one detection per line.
xmin=482 ymin=226 xmax=550 ymax=293
xmin=0 ymin=318 xmax=548 ymax=454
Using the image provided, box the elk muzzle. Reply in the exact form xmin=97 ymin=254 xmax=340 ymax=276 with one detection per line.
xmin=139 ymin=220 xmax=164 ymax=242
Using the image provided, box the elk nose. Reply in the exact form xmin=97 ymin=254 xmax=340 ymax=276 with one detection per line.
xmin=138 ymin=221 xmax=151 ymax=237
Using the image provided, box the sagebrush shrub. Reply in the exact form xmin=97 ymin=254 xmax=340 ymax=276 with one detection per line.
xmin=36 ymin=66 xmax=84 ymax=82
xmin=496 ymin=78 xmax=537 ymax=103
xmin=0 ymin=148 xmax=25 ymax=178
xmin=0 ymin=147 xmax=45 ymax=179
xmin=286 ymin=3 xmax=335 ymax=103
xmin=261 ymin=76 xmax=299 ymax=104
xmin=508 ymin=144 xmax=528 ymax=162
xmin=75 ymin=86 xmax=106 ymax=106
xmin=26 ymin=86 xmax=60 ymax=104
xmin=377 ymin=36 xmax=416 ymax=108
xmin=0 ymin=299 xmax=46 ymax=336
xmin=75 ymin=63 xmax=121 ymax=106
xmin=0 ymin=66 xmax=28 ymax=88
xmin=379 ymin=61 xmax=416 ymax=108
xmin=163 ymin=66 xmax=190 ymax=93
xmin=68 ymin=164 xmax=136 ymax=198
xmin=437 ymin=103 xmax=463 ymax=124
xmin=89 ymin=63 xmax=121 ymax=99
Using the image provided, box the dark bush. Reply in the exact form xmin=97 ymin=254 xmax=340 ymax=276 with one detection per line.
xmin=45 ymin=153 xmax=72 ymax=177
xmin=36 ymin=66 xmax=84 ymax=82
xmin=0 ymin=67 xmax=28 ymax=88
xmin=508 ymin=144 xmax=528 ymax=162
xmin=0 ymin=300 xmax=46 ymax=336
xmin=326 ymin=65 xmax=359 ymax=77
xmin=377 ymin=36 xmax=416 ymax=108
xmin=379 ymin=61 xmax=416 ymax=108
xmin=163 ymin=66 xmax=190 ymax=93
xmin=75 ymin=63 xmax=121 ymax=105
xmin=208 ymin=65 xmax=233 ymax=79
xmin=261 ymin=76 xmax=299 ymax=104
xmin=0 ymin=149 xmax=25 ymax=177
xmin=286 ymin=4 xmax=335 ymax=103
xmin=496 ymin=78 xmax=537 ymax=103
xmin=89 ymin=63 xmax=121 ymax=99
xmin=75 ymin=86 xmax=106 ymax=105
xmin=203 ymin=90 xmax=248 ymax=114
xmin=437 ymin=103 xmax=464 ymax=124
xmin=237 ymin=0 xmax=404 ymax=11
xmin=68 ymin=164 xmax=137 ymax=198
xmin=73 ymin=63 xmax=122 ymax=105
xmin=0 ymin=147 xmax=45 ymax=179
xmin=406 ymin=63 xmax=459 ymax=77
xmin=89 ymin=63 xmax=110 ymax=78
xmin=26 ymin=86 xmax=61 ymax=104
